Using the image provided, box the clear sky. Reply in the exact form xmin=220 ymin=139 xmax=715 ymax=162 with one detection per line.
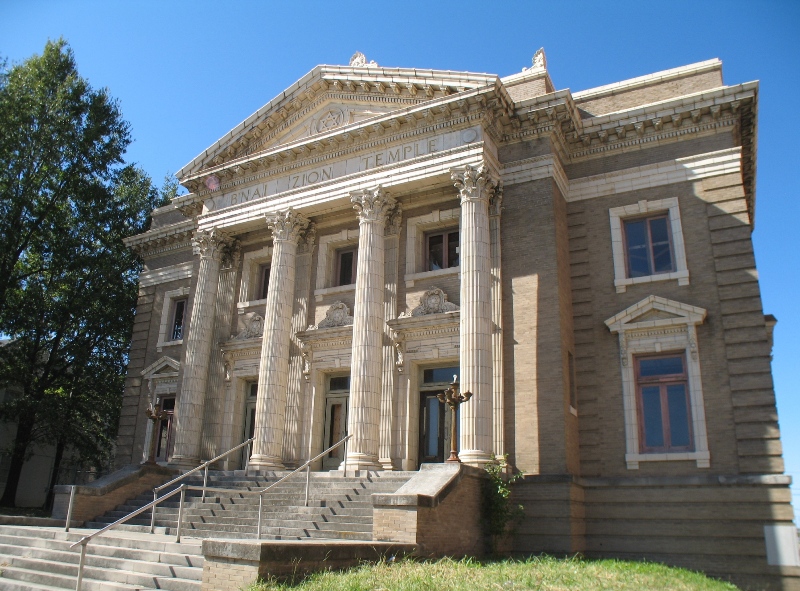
xmin=2 ymin=0 xmax=799 ymax=495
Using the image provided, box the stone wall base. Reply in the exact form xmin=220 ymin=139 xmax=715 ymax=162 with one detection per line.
xmin=513 ymin=474 xmax=800 ymax=591
xmin=201 ymin=539 xmax=416 ymax=590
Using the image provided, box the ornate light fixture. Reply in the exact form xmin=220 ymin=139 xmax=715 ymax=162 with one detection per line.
xmin=144 ymin=403 xmax=169 ymax=465
xmin=437 ymin=376 xmax=472 ymax=463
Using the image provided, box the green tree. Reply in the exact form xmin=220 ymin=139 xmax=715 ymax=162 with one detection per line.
xmin=0 ymin=41 xmax=159 ymax=507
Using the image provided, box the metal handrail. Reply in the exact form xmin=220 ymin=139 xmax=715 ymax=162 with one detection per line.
xmin=162 ymin=434 xmax=353 ymax=539
xmin=69 ymin=484 xmax=188 ymax=591
xmin=66 ymin=434 xmax=350 ymax=589
xmin=255 ymin=433 xmax=352 ymax=539
xmin=150 ymin=437 xmax=254 ymax=532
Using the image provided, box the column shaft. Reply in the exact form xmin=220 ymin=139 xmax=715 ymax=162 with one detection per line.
xmin=345 ymin=188 xmax=396 ymax=472
xmin=452 ymin=164 xmax=497 ymax=467
xmin=171 ymin=229 xmax=231 ymax=467
xmin=250 ymin=209 xmax=309 ymax=470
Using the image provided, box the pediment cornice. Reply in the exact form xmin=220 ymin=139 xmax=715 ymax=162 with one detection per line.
xmin=177 ymin=65 xmax=500 ymax=180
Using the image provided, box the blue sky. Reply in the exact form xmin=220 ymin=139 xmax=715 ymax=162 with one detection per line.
xmin=2 ymin=0 xmax=799 ymax=495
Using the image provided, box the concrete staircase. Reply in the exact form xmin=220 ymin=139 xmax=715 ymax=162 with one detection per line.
xmin=0 ymin=525 xmax=203 ymax=591
xmin=89 ymin=470 xmax=413 ymax=540
xmin=0 ymin=470 xmax=413 ymax=590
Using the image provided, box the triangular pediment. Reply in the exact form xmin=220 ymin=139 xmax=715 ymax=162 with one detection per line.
xmin=605 ymin=296 xmax=706 ymax=333
xmin=176 ymin=63 xmax=498 ymax=181
xmin=141 ymin=356 xmax=180 ymax=378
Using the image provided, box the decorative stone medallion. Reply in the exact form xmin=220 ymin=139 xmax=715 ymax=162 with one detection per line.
xmin=317 ymin=302 xmax=354 ymax=329
xmin=410 ymin=287 xmax=459 ymax=316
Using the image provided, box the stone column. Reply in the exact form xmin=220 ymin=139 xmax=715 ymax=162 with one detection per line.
xmin=283 ymin=225 xmax=316 ymax=468
xmin=451 ymin=163 xmax=498 ymax=467
xmin=201 ymin=243 xmax=240 ymax=462
xmin=171 ymin=229 xmax=233 ymax=468
xmin=379 ymin=207 xmax=402 ymax=470
xmin=249 ymin=209 xmax=310 ymax=470
xmin=344 ymin=187 xmax=396 ymax=472
xmin=489 ymin=191 xmax=505 ymax=457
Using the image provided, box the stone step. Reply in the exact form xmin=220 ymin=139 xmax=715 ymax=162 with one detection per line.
xmin=0 ymin=554 xmax=199 ymax=591
xmin=0 ymin=544 xmax=201 ymax=580
xmin=0 ymin=526 xmax=203 ymax=591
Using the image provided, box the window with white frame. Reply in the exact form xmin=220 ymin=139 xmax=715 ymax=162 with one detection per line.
xmin=314 ymin=228 xmax=360 ymax=300
xmin=238 ymin=246 xmax=272 ymax=313
xmin=405 ymin=207 xmax=460 ymax=287
xmin=157 ymin=287 xmax=191 ymax=351
xmin=609 ymin=198 xmax=689 ymax=293
xmin=605 ymin=295 xmax=710 ymax=469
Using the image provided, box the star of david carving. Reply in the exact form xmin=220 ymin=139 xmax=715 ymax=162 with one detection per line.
xmin=317 ymin=110 xmax=343 ymax=132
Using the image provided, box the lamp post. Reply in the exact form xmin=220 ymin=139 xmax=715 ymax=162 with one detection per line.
xmin=144 ymin=403 xmax=168 ymax=465
xmin=437 ymin=376 xmax=472 ymax=463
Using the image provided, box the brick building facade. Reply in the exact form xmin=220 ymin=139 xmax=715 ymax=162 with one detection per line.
xmin=119 ymin=50 xmax=798 ymax=588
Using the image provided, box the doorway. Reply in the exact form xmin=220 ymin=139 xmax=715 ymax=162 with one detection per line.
xmin=418 ymin=366 xmax=459 ymax=466
xmin=242 ymin=382 xmax=258 ymax=468
xmin=322 ymin=375 xmax=350 ymax=470
xmin=155 ymin=396 xmax=175 ymax=462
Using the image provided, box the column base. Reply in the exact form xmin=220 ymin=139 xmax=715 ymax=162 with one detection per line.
xmin=168 ymin=455 xmax=201 ymax=470
xmin=458 ymin=449 xmax=493 ymax=468
xmin=340 ymin=451 xmax=383 ymax=472
xmin=379 ymin=457 xmax=394 ymax=471
xmin=248 ymin=454 xmax=286 ymax=470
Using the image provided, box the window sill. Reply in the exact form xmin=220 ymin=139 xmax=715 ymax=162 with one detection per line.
xmin=405 ymin=266 xmax=460 ymax=288
xmin=156 ymin=339 xmax=183 ymax=353
xmin=615 ymin=269 xmax=689 ymax=294
xmin=625 ymin=450 xmax=709 ymax=470
xmin=237 ymin=298 xmax=267 ymax=314
xmin=314 ymin=284 xmax=356 ymax=302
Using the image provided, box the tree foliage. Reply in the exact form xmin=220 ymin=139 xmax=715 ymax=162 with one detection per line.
xmin=0 ymin=40 xmax=161 ymax=506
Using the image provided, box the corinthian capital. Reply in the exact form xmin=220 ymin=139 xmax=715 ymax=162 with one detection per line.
xmin=192 ymin=228 xmax=233 ymax=260
xmin=351 ymin=186 xmax=397 ymax=225
xmin=451 ymin=163 xmax=500 ymax=205
xmin=266 ymin=208 xmax=310 ymax=243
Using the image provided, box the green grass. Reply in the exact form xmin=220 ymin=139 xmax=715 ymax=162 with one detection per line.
xmin=245 ymin=556 xmax=740 ymax=591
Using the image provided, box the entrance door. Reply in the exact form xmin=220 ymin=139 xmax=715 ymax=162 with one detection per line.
xmin=155 ymin=396 xmax=175 ymax=462
xmin=242 ymin=382 xmax=258 ymax=468
xmin=322 ymin=375 xmax=350 ymax=470
xmin=418 ymin=366 xmax=459 ymax=466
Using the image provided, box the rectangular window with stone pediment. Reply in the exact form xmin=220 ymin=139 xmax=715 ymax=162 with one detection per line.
xmin=609 ymin=198 xmax=689 ymax=293
xmin=635 ymin=353 xmax=693 ymax=453
xmin=605 ymin=296 xmax=710 ymax=469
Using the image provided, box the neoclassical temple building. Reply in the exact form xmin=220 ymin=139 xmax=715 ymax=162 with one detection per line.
xmin=120 ymin=50 xmax=798 ymax=587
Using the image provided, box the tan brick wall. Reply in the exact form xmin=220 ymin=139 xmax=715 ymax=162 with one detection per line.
xmin=202 ymin=556 xmax=260 ymax=591
xmin=569 ymin=178 xmax=744 ymax=477
xmin=373 ymin=472 xmax=485 ymax=557
xmin=574 ymin=69 xmax=723 ymax=116
xmin=501 ymin=176 xmax=575 ymax=475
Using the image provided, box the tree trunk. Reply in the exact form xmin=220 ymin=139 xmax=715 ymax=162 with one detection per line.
xmin=44 ymin=438 xmax=66 ymax=512
xmin=0 ymin=415 xmax=36 ymax=507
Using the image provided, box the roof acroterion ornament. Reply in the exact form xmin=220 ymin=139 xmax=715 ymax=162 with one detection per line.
xmin=349 ymin=51 xmax=378 ymax=68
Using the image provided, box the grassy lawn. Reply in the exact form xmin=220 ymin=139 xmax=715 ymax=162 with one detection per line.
xmin=246 ymin=556 xmax=739 ymax=591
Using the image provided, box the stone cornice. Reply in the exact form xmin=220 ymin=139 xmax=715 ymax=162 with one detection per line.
xmin=123 ymin=219 xmax=196 ymax=258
